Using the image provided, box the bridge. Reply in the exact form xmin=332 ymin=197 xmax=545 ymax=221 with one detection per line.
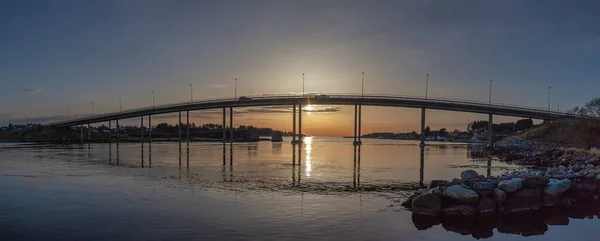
xmin=47 ymin=93 xmax=578 ymax=147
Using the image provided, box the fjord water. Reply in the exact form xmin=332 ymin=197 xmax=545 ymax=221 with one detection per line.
xmin=0 ymin=137 xmax=598 ymax=240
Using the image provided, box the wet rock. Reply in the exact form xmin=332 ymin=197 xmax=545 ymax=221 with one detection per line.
xmin=477 ymin=196 xmax=496 ymax=213
xmin=546 ymin=167 xmax=558 ymax=175
xmin=461 ymin=170 xmax=479 ymax=180
xmin=428 ymin=186 xmax=445 ymax=196
xmin=472 ymin=181 xmax=494 ymax=196
xmin=498 ymin=178 xmax=523 ymax=193
xmin=493 ymin=188 xmax=507 ymax=206
xmin=587 ymin=164 xmax=595 ymax=169
xmin=545 ymin=215 xmax=569 ymax=226
xmin=443 ymin=205 xmax=477 ymax=216
xmin=522 ymin=176 xmax=549 ymax=188
xmin=558 ymin=165 xmax=567 ymax=172
xmin=412 ymin=193 xmax=442 ymax=216
xmin=428 ymin=180 xmax=448 ymax=189
xmin=564 ymin=181 xmax=597 ymax=199
xmin=543 ymin=178 xmax=571 ymax=196
xmin=401 ymin=193 xmax=419 ymax=208
xmin=503 ymin=188 xmax=542 ymax=212
xmin=443 ymin=185 xmax=479 ymax=204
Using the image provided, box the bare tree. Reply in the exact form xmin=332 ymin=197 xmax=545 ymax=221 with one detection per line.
xmin=584 ymin=98 xmax=600 ymax=117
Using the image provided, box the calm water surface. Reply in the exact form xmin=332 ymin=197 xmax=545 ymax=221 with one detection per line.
xmin=1 ymin=137 xmax=598 ymax=240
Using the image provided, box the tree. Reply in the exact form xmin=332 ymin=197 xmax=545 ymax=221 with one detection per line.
xmin=515 ymin=119 xmax=534 ymax=131
xmin=424 ymin=126 xmax=431 ymax=137
xmin=438 ymin=128 xmax=448 ymax=137
xmin=584 ymin=98 xmax=600 ymax=117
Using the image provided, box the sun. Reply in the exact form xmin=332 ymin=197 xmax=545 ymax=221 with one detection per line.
xmin=304 ymin=104 xmax=315 ymax=111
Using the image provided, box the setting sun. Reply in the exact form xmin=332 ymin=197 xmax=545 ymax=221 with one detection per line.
xmin=304 ymin=104 xmax=315 ymax=111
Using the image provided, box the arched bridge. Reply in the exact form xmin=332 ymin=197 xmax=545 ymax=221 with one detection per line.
xmin=47 ymin=93 xmax=579 ymax=147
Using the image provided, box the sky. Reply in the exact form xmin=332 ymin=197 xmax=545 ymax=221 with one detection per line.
xmin=1 ymin=0 xmax=599 ymax=136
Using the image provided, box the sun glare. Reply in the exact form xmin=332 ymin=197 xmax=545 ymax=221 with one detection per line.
xmin=304 ymin=104 xmax=315 ymax=111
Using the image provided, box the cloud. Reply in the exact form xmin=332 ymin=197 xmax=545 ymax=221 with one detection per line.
xmin=21 ymin=88 xmax=42 ymax=93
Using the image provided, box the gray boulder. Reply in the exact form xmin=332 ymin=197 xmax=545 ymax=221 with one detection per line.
xmin=477 ymin=196 xmax=497 ymax=213
xmin=543 ymin=178 xmax=571 ymax=196
xmin=443 ymin=185 xmax=480 ymax=204
xmin=498 ymin=178 xmax=523 ymax=193
xmin=428 ymin=180 xmax=448 ymax=189
xmin=493 ymin=188 xmax=507 ymax=206
xmin=461 ymin=170 xmax=479 ymax=180
xmin=443 ymin=205 xmax=476 ymax=216
xmin=522 ymin=176 xmax=549 ymax=188
xmin=473 ymin=181 xmax=494 ymax=196
xmin=412 ymin=193 xmax=442 ymax=216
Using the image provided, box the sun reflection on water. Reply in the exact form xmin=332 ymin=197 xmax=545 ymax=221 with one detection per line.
xmin=304 ymin=136 xmax=312 ymax=177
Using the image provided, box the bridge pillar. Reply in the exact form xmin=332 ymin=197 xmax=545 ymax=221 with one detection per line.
xmin=108 ymin=120 xmax=112 ymax=144
xmin=116 ymin=119 xmax=120 ymax=165
xmin=420 ymin=108 xmax=426 ymax=147
xmin=148 ymin=115 xmax=151 ymax=168
xmin=353 ymin=104 xmax=358 ymax=145
xmin=298 ymin=104 xmax=303 ymax=143
xmin=141 ymin=116 xmax=144 ymax=167
xmin=178 ymin=111 xmax=182 ymax=167
xmin=229 ymin=107 xmax=233 ymax=143
xmin=87 ymin=124 xmax=91 ymax=142
xmin=292 ymin=104 xmax=297 ymax=144
xmin=488 ymin=114 xmax=493 ymax=148
xmin=80 ymin=124 xmax=83 ymax=144
xmin=222 ymin=108 xmax=226 ymax=143
xmin=186 ymin=110 xmax=190 ymax=167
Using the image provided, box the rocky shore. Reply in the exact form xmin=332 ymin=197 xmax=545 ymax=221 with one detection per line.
xmin=403 ymin=137 xmax=600 ymax=222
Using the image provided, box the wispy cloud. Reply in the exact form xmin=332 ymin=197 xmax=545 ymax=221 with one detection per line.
xmin=21 ymin=88 xmax=42 ymax=93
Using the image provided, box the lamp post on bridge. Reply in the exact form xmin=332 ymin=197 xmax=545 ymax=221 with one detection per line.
xmin=548 ymin=87 xmax=551 ymax=110
xmin=190 ymin=84 xmax=193 ymax=103
xmin=302 ymin=73 xmax=305 ymax=97
xmin=152 ymin=90 xmax=155 ymax=108
xmin=425 ymin=74 xmax=429 ymax=99
xmin=119 ymin=97 xmax=122 ymax=112
xmin=91 ymin=101 xmax=94 ymax=116
xmin=361 ymin=72 xmax=365 ymax=97
xmin=489 ymin=80 xmax=492 ymax=105
xmin=234 ymin=78 xmax=238 ymax=99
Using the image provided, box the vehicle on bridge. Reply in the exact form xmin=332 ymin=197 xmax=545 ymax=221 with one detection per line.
xmin=238 ymin=96 xmax=252 ymax=101
xmin=315 ymin=94 xmax=329 ymax=99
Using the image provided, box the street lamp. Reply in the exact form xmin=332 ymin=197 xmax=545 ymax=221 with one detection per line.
xmin=190 ymin=84 xmax=193 ymax=103
xmin=361 ymin=72 xmax=365 ymax=97
xmin=91 ymin=101 xmax=94 ymax=116
xmin=489 ymin=80 xmax=492 ymax=105
xmin=119 ymin=97 xmax=122 ymax=112
xmin=152 ymin=90 xmax=155 ymax=107
xmin=26 ymin=116 xmax=28 ymax=127
xmin=234 ymin=78 xmax=238 ymax=99
xmin=302 ymin=73 xmax=305 ymax=97
xmin=548 ymin=87 xmax=551 ymax=110
xmin=425 ymin=74 xmax=429 ymax=99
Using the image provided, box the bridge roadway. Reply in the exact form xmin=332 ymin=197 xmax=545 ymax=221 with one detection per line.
xmin=48 ymin=93 xmax=575 ymax=128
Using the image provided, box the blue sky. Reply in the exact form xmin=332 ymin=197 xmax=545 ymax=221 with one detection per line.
xmin=1 ymin=0 xmax=599 ymax=135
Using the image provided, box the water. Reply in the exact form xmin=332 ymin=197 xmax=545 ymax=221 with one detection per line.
xmin=0 ymin=137 xmax=598 ymax=240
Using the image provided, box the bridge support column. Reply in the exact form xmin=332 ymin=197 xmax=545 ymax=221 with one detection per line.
xmin=108 ymin=120 xmax=112 ymax=163
xmin=186 ymin=110 xmax=190 ymax=167
xmin=148 ymin=115 xmax=152 ymax=168
xmin=141 ymin=116 xmax=144 ymax=167
xmin=116 ymin=120 xmax=120 ymax=165
xmin=488 ymin=114 xmax=493 ymax=148
xmin=353 ymin=104 xmax=358 ymax=145
xmin=358 ymin=105 xmax=362 ymax=144
xmin=298 ymin=104 xmax=302 ymax=143
xmin=420 ymin=108 xmax=426 ymax=147
xmin=80 ymin=124 xmax=83 ymax=144
xmin=87 ymin=124 xmax=91 ymax=142
xmin=178 ymin=111 xmax=182 ymax=167
xmin=229 ymin=107 xmax=233 ymax=143
xmin=292 ymin=104 xmax=298 ymax=144
xmin=222 ymin=108 xmax=226 ymax=143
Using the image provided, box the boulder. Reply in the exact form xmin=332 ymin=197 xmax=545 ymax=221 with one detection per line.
xmin=461 ymin=170 xmax=479 ymax=180
xmin=543 ymin=179 xmax=571 ymax=196
xmin=428 ymin=186 xmax=445 ymax=196
xmin=493 ymin=188 xmax=507 ymax=206
xmin=558 ymin=165 xmax=566 ymax=172
xmin=477 ymin=196 xmax=496 ymax=213
xmin=502 ymin=188 xmax=542 ymax=213
xmin=443 ymin=205 xmax=477 ymax=216
xmin=412 ymin=193 xmax=443 ymax=216
xmin=586 ymin=164 xmax=595 ymax=169
xmin=443 ymin=185 xmax=480 ymax=204
xmin=498 ymin=178 xmax=523 ymax=193
xmin=429 ymin=180 xmax=448 ymax=189
xmin=564 ymin=181 xmax=597 ymax=199
xmin=472 ymin=181 xmax=494 ymax=196
xmin=522 ymin=176 xmax=549 ymax=188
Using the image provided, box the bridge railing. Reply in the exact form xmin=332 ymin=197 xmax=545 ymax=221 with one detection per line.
xmin=49 ymin=93 xmax=584 ymax=125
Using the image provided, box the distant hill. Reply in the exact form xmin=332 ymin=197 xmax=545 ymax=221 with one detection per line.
xmin=520 ymin=118 xmax=600 ymax=149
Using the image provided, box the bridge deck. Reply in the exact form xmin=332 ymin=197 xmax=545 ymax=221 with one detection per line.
xmin=48 ymin=94 xmax=578 ymax=127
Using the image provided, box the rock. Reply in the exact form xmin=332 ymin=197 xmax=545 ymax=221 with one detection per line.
xmin=522 ymin=176 xmax=549 ymax=188
xmin=502 ymin=188 xmax=542 ymax=213
xmin=477 ymin=196 xmax=496 ymax=213
xmin=443 ymin=205 xmax=477 ymax=216
xmin=498 ymin=178 xmax=523 ymax=193
xmin=558 ymin=165 xmax=566 ymax=172
xmin=545 ymin=216 xmax=569 ymax=226
xmin=596 ymin=174 xmax=600 ymax=179
xmin=564 ymin=181 xmax=597 ymax=199
xmin=412 ymin=193 xmax=443 ymax=216
xmin=546 ymin=167 xmax=558 ymax=175
xmin=472 ymin=181 xmax=494 ymax=196
xmin=543 ymin=178 xmax=571 ymax=196
xmin=428 ymin=186 xmax=445 ymax=196
xmin=461 ymin=170 xmax=479 ymax=180
xmin=493 ymin=188 xmax=507 ymax=206
xmin=443 ymin=185 xmax=480 ymax=204
xmin=587 ymin=164 xmax=595 ymax=169
xmin=428 ymin=180 xmax=448 ymax=189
